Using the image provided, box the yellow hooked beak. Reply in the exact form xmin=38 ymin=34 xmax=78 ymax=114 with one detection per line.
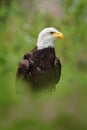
xmin=53 ymin=32 xmax=64 ymax=39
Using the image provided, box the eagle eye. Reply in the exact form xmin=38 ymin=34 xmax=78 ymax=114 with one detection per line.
xmin=50 ymin=32 xmax=54 ymax=34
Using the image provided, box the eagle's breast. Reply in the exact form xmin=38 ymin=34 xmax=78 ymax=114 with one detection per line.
xmin=29 ymin=47 xmax=55 ymax=73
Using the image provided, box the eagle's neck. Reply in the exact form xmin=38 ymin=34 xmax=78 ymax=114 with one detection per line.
xmin=37 ymin=40 xmax=54 ymax=50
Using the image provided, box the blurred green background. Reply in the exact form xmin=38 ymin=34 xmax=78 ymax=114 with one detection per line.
xmin=0 ymin=0 xmax=87 ymax=129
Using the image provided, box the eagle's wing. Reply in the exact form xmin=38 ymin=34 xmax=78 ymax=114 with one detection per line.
xmin=16 ymin=53 xmax=31 ymax=79
xmin=54 ymin=57 xmax=61 ymax=84
xmin=54 ymin=57 xmax=61 ymax=69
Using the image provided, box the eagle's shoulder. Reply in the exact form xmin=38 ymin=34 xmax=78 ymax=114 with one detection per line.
xmin=23 ymin=47 xmax=36 ymax=59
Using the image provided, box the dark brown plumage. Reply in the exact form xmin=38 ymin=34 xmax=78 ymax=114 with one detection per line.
xmin=16 ymin=47 xmax=61 ymax=91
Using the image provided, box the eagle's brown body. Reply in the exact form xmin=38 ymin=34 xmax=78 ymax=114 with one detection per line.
xmin=16 ymin=47 xmax=61 ymax=91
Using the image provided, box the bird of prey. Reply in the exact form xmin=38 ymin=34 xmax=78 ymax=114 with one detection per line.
xmin=16 ymin=27 xmax=63 ymax=91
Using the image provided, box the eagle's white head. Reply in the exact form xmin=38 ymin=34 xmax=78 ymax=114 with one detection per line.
xmin=37 ymin=27 xmax=64 ymax=50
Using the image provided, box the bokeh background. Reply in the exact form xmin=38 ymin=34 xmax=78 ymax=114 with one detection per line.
xmin=0 ymin=0 xmax=87 ymax=129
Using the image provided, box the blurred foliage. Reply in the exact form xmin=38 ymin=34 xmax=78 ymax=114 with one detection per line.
xmin=0 ymin=0 xmax=87 ymax=129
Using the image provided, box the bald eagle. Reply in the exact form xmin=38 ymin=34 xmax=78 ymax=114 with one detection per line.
xmin=16 ymin=27 xmax=63 ymax=91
